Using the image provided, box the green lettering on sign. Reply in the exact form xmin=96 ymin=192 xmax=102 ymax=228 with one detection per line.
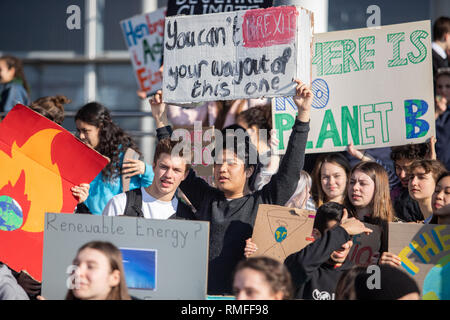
xmin=407 ymin=30 xmax=428 ymax=64
xmin=387 ymin=32 xmax=408 ymax=67
xmin=343 ymin=40 xmax=360 ymax=73
xmin=323 ymin=41 xmax=343 ymax=75
xmin=341 ymin=105 xmax=360 ymax=146
xmin=359 ymin=36 xmax=375 ymax=71
xmin=312 ymin=42 xmax=323 ymax=76
xmin=316 ymin=110 xmax=342 ymax=148
xmin=275 ymin=113 xmax=295 ymax=150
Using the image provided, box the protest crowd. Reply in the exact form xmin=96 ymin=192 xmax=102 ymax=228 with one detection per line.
xmin=0 ymin=4 xmax=449 ymax=302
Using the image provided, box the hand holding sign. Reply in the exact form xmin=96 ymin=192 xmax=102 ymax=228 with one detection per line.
xmin=378 ymin=251 xmax=402 ymax=267
xmin=71 ymin=183 xmax=90 ymax=204
xmin=244 ymin=238 xmax=258 ymax=258
xmin=122 ymin=159 xmax=146 ymax=178
xmin=149 ymin=90 xmax=169 ymax=128
xmin=340 ymin=208 xmax=373 ymax=236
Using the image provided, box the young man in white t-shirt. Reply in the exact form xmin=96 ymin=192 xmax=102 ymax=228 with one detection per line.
xmin=103 ymin=138 xmax=190 ymax=219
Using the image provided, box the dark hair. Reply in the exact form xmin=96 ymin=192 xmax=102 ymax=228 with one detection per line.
xmin=335 ymin=265 xmax=367 ymax=300
xmin=408 ymin=159 xmax=447 ymax=183
xmin=236 ymin=103 xmax=272 ymax=135
xmin=433 ymin=16 xmax=450 ymax=41
xmin=66 ymin=241 xmax=131 ymax=300
xmin=311 ymin=153 xmax=351 ymax=208
xmin=234 ymin=257 xmax=293 ymax=300
xmin=153 ymin=137 xmax=191 ymax=172
xmin=213 ymin=124 xmax=259 ymax=170
xmin=214 ymin=100 xmax=247 ymax=130
xmin=313 ymin=202 xmax=347 ymax=235
xmin=75 ymin=102 xmax=141 ymax=181
xmin=354 ymin=265 xmax=420 ymax=300
xmin=0 ymin=55 xmax=30 ymax=95
xmin=390 ymin=143 xmax=430 ymax=162
xmin=30 ymin=95 xmax=70 ymax=125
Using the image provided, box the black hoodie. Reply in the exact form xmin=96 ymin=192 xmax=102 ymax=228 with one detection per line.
xmin=284 ymin=225 xmax=354 ymax=300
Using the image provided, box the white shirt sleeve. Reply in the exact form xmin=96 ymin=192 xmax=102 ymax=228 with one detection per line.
xmin=102 ymin=193 xmax=127 ymax=216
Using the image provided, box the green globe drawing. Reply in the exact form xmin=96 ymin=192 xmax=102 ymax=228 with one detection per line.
xmin=0 ymin=195 xmax=24 ymax=231
xmin=422 ymin=255 xmax=450 ymax=300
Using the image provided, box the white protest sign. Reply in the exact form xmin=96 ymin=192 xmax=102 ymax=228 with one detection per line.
xmin=273 ymin=20 xmax=435 ymax=154
xmin=121 ymin=8 xmax=165 ymax=95
xmin=42 ymin=213 xmax=209 ymax=300
xmin=162 ymin=6 xmax=313 ymax=103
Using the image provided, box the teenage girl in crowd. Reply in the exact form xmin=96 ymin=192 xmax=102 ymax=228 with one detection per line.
xmin=233 ymin=257 xmax=293 ymax=300
xmin=311 ymin=153 xmax=351 ymax=208
xmin=346 ymin=161 xmax=395 ymax=265
xmin=37 ymin=241 xmax=131 ymax=300
xmin=74 ymin=102 xmax=154 ymax=215
xmin=0 ymin=55 xmax=30 ymax=115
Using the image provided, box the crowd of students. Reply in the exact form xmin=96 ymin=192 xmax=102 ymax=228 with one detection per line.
xmin=1 ymin=16 xmax=450 ymax=301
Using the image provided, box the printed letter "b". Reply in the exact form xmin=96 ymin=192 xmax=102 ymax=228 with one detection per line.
xmin=404 ymin=99 xmax=429 ymax=139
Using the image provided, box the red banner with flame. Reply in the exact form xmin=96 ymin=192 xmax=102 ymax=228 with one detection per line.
xmin=0 ymin=104 xmax=109 ymax=281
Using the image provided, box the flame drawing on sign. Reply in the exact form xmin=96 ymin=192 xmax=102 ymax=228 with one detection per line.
xmin=0 ymin=129 xmax=63 ymax=232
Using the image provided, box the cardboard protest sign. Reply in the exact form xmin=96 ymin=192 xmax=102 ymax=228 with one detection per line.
xmin=121 ymin=7 xmax=165 ymax=95
xmin=0 ymin=105 xmax=109 ymax=281
xmin=251 ymin=204 xmax=315 ymax=262
xmin=389 ymin=223 xmax=450 ymax=300
xmin=167 ymin=0 xmax=273 ymax=17
xmin=162 ymin=6 xmax=313 ymax=104
xmin=347 ymin=222 xmax=381 ymax=266
xmin=273 ymin=20 xmax=435 ymax=154
xmin=42 ymin=213 xmax=210 ymax=300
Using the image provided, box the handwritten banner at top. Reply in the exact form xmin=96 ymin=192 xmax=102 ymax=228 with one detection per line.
xmin=162 ymin=6 xmax=313 ymax=104
xmin=121 ymin=8 xmax=165 ymax=95
xmin=167 ymin=0 xmax=273 ymax=17
xmin=273 ymin=20 xmax=435 ymax=154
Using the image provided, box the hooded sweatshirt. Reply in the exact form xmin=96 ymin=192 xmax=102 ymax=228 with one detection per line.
xmin=284 ymin=225 xmax=353 ymax=300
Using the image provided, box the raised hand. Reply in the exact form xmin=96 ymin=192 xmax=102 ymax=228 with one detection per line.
xmin=149 ymin=90 xmax=168 ymax=128
xmin=292 ymin=79 xmax=313 ymax=123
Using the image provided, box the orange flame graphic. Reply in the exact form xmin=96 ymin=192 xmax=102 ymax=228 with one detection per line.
xmin=0 ymin=129 xmax=63 ymax=232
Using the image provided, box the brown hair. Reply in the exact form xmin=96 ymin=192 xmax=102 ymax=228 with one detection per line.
xmin=153 ymin=137 xmax=191 ymax=172
xmin=0 ymin=55 xmax=30 ymax=94
xmin=66 ymin=241 xmax=131 ymax=300
xmin=214 ymin=99 xmax=247 ymax=130
xmin=30 ymin=95 xmax=70 ymax=125
xmin=348 ymin=161 xmax=394 ymax=252
xmin=335 ymin=265 xmax=367 ymax=300
xmin=408 ymin=160 xmax=447 ymax=183
xmin=433 ymin=16 xmax=450 ymax=42
xmin=233 ymin=257 xmax=293 ymax=300
xmin=311 ymin=153 xmax=351 ymax=208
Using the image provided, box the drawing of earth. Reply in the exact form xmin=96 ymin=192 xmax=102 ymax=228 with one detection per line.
xmin=422 ymin=255 xmax=450 ymax=300
xmin=0 ymin=195 xmax=23 ymax=231
xmin=275 ymin=226 xmax=287 ymax=243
